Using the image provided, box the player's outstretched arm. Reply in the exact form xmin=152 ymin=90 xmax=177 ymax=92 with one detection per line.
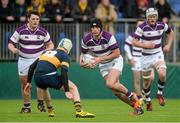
xmin=24 ymin=83 xmax=31 ymax=96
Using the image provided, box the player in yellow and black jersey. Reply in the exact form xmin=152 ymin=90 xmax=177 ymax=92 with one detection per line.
xmin=24 ymin=38 xmax=95 ymax=118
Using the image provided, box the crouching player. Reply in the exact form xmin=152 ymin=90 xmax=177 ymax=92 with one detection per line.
xmin=24 ymin=38 xmax=95 ymax=118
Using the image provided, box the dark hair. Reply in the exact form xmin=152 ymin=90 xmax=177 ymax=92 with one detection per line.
xmin=90 ymin=18 xmax=103 ymax=30
xmin=27 ymin=11 xmax=40 ymax=18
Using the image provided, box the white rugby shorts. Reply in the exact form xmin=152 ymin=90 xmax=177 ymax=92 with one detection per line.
xmin=18 ymin=57 xmax=38 ymax=76
xmin=131 ymin=57 xmax=142 ymax=71
xmin=141 ymin=51 xmax=166 ymax=72
xmin=98 ymin=56 xmax=123 ymax=77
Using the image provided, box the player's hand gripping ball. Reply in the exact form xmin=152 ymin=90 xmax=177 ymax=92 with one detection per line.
xmin=82 ymin=54 xmax=95 ymax=64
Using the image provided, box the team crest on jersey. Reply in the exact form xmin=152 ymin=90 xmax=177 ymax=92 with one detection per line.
xmin=90 ymin=47 xmax=94 ymax=50
xmin=37 ymin=35 xmax=40 ymax=39
xmin=25 ymin=36 xmax=29 ymax=39
xmin=101 ymin=44 xmax=106 ymax=49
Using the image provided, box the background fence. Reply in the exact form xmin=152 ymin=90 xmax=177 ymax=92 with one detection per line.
xmin=0 ymin=19 xmax=180 ymax=62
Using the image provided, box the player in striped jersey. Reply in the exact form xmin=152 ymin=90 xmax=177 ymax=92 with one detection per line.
xmin=8 ymin=11 xmax=54 ymax=113
xmin=124 ymin=19 xmax=154 ymax=106
xmin=24 ymin=38 xmax=95 ymax=118
xmin=132 ymin=8 xmax=174 ymax=111
xmin=80 ymin=18 xmax=144 ymax=115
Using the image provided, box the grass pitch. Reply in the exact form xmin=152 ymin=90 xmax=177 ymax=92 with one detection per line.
xmin=0 ymin=99 xmax=180 ymax=122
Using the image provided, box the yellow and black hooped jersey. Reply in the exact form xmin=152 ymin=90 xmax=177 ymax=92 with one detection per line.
xmin=35 ymin=48 xmax=70 ymax=73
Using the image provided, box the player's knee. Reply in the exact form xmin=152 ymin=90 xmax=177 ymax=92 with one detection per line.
xmin=134 ymin=79 xmax=140 ymax=85
xmin=105 ymin=82 xmax=114 ymax=89
xmin=159 ymin=72 xmax=166 ymax=82
xmin=158 ymin=68 xmax=166 ymax=81
xmin=69 ymin=82 xmax=78 ymax=91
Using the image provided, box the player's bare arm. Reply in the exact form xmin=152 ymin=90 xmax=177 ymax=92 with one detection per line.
xmin=132 ymin=38 xmax=155 ymax=49
xmin=92 ymin=48 xmax=120 ymax=67
xmin=24 ymin=59 xmax=39 ymax=96
xmin=45 ymin=41 xmax=54 ymax=50
xmin=61 ymin=67 xmax=73 ymax=100
xmin=8 ymin=43 xmax=19 ymax=54
xmin=163 ymin=29 xmax=174 ymax=52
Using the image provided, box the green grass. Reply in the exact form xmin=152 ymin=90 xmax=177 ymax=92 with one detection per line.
xmin=0 ymin=99 xmax=180 ymax=122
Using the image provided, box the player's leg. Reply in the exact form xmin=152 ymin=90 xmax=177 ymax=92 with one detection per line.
xmin=60 ymin=80 xmax=95 ymax=118
xmin=133 ymin=70 xmax=144 ymax=106
xmin=19 ymin=75 xmax=31 ymax=113
xmin=142 ymin=70 xmax=153 ymax=111
xmin=133 ymin=71 xmax=141 ymax=96
xmin=112 ymin=89 xmax=133 ymax=106
xmin=37 ymin=87 xmax=46 ymax=112
xmin=154 ymin=60 xmax=167 ymax=106
xmin=104 ymin=69 xmax=143 ymax=115
xmin=43 ymin=89 xmax=55 ymax=117
xmin=34 ymin=73 xmax=55 ymax=117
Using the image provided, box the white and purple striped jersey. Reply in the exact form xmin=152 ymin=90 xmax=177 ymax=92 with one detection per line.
xmin=81 ymin=31 xmax=119 ymax=61
xmin=9 ymin=24 xmax=51 ymax=58
xmin=132 ymin=21 xmax=171 ymax=56
xmin=124 ymin=35 xmax=142 ymax=60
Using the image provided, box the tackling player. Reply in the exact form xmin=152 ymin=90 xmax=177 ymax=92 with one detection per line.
xmin=24 ymin=38 xmax=95 ymax=118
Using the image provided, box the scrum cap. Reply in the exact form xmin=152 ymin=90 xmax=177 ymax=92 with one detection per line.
xmin=90 ymin=18 xmax=103 ymax=30
xmin=58 ymin=38 xmax=72 ymax=54
xmin=146 ymin=8 xmax=158 ymax=19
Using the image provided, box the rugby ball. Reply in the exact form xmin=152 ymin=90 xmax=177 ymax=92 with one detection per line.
xmin=82 ymin=54 xmax=95 ymax=64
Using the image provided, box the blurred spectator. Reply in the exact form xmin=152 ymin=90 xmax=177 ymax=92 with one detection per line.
xmin=95 ymin=0 xmax=117 ymax=34
xmin=27 ymin=0 xmax=46 ymax=16
xmin=12 ymin=0 xmax=27 ymax=22
xmin=155 ymin=0 xmax=177 ymax=23
xmin=119 ymin=0 xmax=135 ymax=18
xmin=167 ymin=0 xmax=180 ymax=16
xmin=72 ymin=0 xmax=93 ymax=22
xmin=88 ymin=0 xmax=99 ymax=12
xmin=63 ymin=0 xmax=75 ymax=18
xmin=45 ymin=0 xmax=64 ymax=23
xmin=132 ymin=0 xmax=148 ymax=18
xmin=0 ymin=0 xmax=14 ymax=22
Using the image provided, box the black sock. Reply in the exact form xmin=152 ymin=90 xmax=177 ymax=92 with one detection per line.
xmin=143 ymin=87 xmax=151 ymax=102
xmin=157 ymin=79 xmax=165 ymax=95
xmin=37 ymin=100 xmax=44 ymax=105
xmin=47 ymin=106 xmax=53 ymax=109
xmin=125 ymin=91 xmax=134 ymax=100
xmin=74 ymin=101 xmax=82 ymax=112
xmin=24 ymin=103 xmax=30 ymax=108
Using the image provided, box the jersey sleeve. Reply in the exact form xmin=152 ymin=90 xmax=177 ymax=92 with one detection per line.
xmin=9 ymin=31 xmax=20 ymax=44
xmin=164 ymin=23 xmax=171 ymax=33
xmin=124 ymin=35 xmax=133 ymax=60
xmin=61 ymin=53 xmax=70 ymax=71
xmin=108 ymin=35 xmax=119 ymax=50
xmin=81 ymin=39 xmax=89 ymax=53
xmin=44 ymin=31 xmax=51 ymax=43
xmin=133 ymin=27 xmax=143 ymax=39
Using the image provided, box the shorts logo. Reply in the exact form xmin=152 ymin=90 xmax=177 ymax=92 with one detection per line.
xmin=101 ymin=44 xmax=106 ymax=49
xmin=158 ymin=55 xmax=162 ymax=59
xmin=158 ymin=30 xmax=161 ymax=34
xmin=25 ymin=36 xmax=29 ymax=39
xmin=37 ymin=35 xmax=40 ymax=39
